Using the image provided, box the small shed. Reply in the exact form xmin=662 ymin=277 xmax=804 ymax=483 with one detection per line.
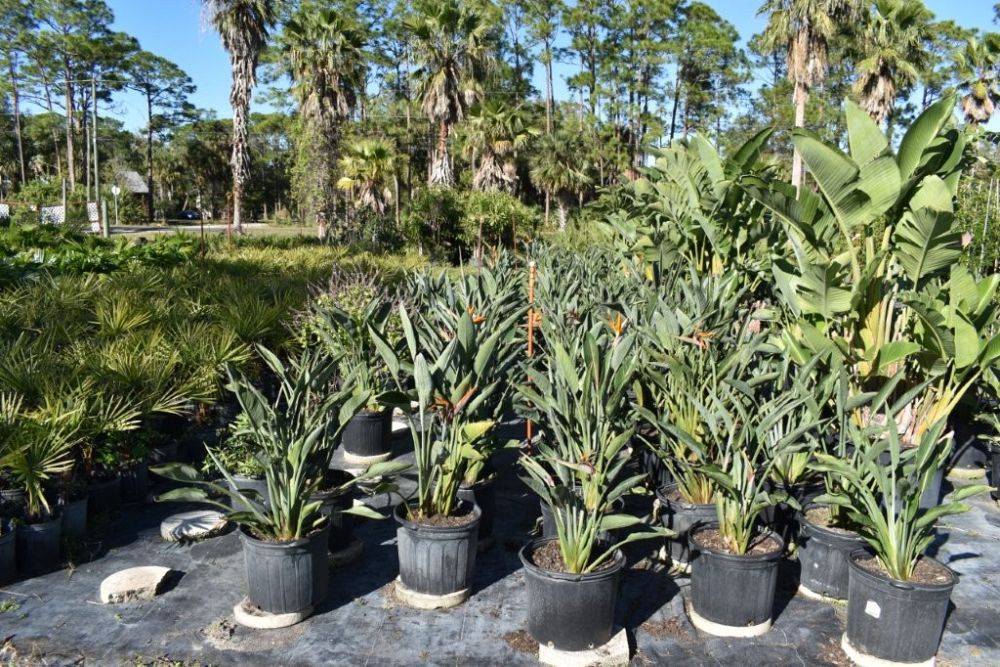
xmin=117 ymin=170 xmax=149 ymax=195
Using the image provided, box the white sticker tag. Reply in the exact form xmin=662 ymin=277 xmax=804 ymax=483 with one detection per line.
xmin=864 ymin=600 xmax=881 ymax=619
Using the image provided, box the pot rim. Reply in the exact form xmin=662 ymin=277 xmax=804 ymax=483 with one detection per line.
xmin=800 ymin=503 xmax=866 ymax=542
xmin=519 ymin=536 xmax=625 ymax=582
xmin=393 ymin=500 xmax=481 ymax=533
xmin=238 ymin=520 xmax=329 ymax=549
xmin=655 ymin=483 xmax=715 ymax=509
xmin=19 ymin=513 xmax=62 ymax=529
xmin=352 ymin=407 xmax=392 ymax=419
xmin=689 ymin=522 xmax=784 ymax=562
xmin=847 ymin=548 xmax=957 ymax=591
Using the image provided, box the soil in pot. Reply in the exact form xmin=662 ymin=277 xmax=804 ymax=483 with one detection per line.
xmin=656 ymin=484 xmax=717 ymax=567
xmin=342 ymin=409 xmax=392 ymax=461
xmin=60 ymin=494 xmax=89 ymax=539
xmin=797 ymin=505 xmax=866 ymax=601
xmin=395 ymin=501 xmax=480 ymax=601
xmin=689 ymin=524 xmax=784 ymax=637
xmin=520 ymin=537 xmax=625 ymax=652
xmin=239 ymin=522 xmax=331 ymax=615
xmin=845 ymin=551 xmax=955 ymax=665
xmin=87 ymin=474 xmax=121 ymax=516
xmin=16 ymin=514 xmax=62 ymax=576
xmin=0 ymin=526 xmax=15 ymax=585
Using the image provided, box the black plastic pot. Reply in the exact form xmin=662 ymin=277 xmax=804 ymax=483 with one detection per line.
xmin=119 ymin=463 xmax=149 ymax=504
xmin=656 ymin=484 xmax=717 ymax=566
xmin=458 ymin=474 xmax=496 ymax=543
xmin=689 ymin=524 xmax=784 ymax=635
xmin=763 ymin=481 xmax=823 ymax=549
xmin=87 ymin=475 xmax=121 ymax=516
xmin=0 ymin=488 xmax=26 ymax=513
xmin=797 ymin=505 xmax=866 ymax=600
xmin=947 ymin=410 xmax=987 ymax=476
xmin=990 ymin=442 xmax=1000 ymax=501
xmin=60 ymin=496 xmax=88 ymax=539
xmin=845 ymin=550 xmax=955 ymax=665
xmin=229 ymin=475 xmax=270 ymax=508
xmin=520 ymin=537 xmax=625 ymax=651
xmin=394 ymin=501 xmax=480 ymax=597
xmin=148 ymin=442 xmax=180 ymax=465
xmin=312 ymin=472 xmax=355 ymax=553
xmin=0 ymin=528 xmax=14 ymax=585
xmin=239 ymin=522 xmax=331 ymax=614
xmin=16 ymin=515 xmax=62 ymax=576
xmin=342 ymin=409 xmax=392 ymax=460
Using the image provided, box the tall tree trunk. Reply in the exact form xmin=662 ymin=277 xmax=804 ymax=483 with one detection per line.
xmin=145 ymin=92 xmax=155 ymax=223
xmin=792 ymin=78 xmax=807 ymax=194
xmin=669 ymin=72 xmax=681 ymax=142
xmin=430 ymin=119 xmax=453 ymax=186
xmin=544 ymin=39 xmax=554 ymax=134
xmin=64 ymin=66 xmax=76 ymax=190
xmin=8 ymin=59 xmax=26 ymax=184
xmin=555 ymin=193 xmax=568 ymax=231
xmin=43 ymin=80 xmax=62 ymax=176
xmin=229 ymin=54 xmax=254 ymax=234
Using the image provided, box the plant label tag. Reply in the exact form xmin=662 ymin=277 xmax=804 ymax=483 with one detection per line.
xmin=864 ymin=600 xmax=881 ymax=619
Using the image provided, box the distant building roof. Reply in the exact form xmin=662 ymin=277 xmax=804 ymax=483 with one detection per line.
xmin=117 ymin=170 xmax=149 ymax=194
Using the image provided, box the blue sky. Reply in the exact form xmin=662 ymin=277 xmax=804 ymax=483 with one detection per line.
xmin=102 ymin=0 xmax=997 ymax=130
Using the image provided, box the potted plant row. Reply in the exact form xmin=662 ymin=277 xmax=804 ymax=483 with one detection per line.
xmin=369 ymin=294 xmax=521 ymax=608
xmin=516 ymin=323 xmax=670 ymax=651
xmin=155 ymin=346 xmax=405 ymax=623
xmin=815 ymin=408 xmax=989 ymax=667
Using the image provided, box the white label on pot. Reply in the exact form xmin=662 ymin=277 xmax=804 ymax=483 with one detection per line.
xmin=864 ymin=600 xmax=881 ymax=619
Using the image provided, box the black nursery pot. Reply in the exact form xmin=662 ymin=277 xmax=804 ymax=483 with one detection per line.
xmin=87 ymin=475 xmax=121 ymax=516
xmin=458 ymin=474 xmax=496 ymax=543
xmin=689 ymin=523 xmax=784 ymax=636
xmin=312 ymin=471 xmax=356 ymax=553
xmin=60 ymin=495 xmax=89 ymax=539
xmin=947 ymin=410 xmax=987 ymax=476
xmin=394 ymin=501 xmax=480 ymax=600
xmin=797 ymin=505 xmax=866 ymax=601
xmin=844 ymin=550 xmax=955 ymax=666
xmin=763 ymin=480 xmax=823 ymax=549
xmin=239 ymin=522 xmax=331 ymax=615
xmin=520 ymin=537 xmax=625 ymax=652
xmin=990 ymin=442 xmax=1000 ymax=501
xmin=16 ymin=515 xmax=62 ymax=576
xmin=228 ymin=475 xmax=270 ymax=508
xmin=656 ymin=484 xmax=717 ymax=567
xmin=342 ymin=409 xmax=392 ymax=461
xmin=0 ymin=527 xmax=15 ymax=585
xmin=119 ymin=462 xmax=149 ymax=504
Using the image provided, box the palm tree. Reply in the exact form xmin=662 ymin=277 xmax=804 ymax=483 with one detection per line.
xmin=203 ymin=0 xmax=275 ymax=233
xmin=406 ymin=0 xmax=492 ymax=187
xmin=529 ymin=131 xmax=592 ymax=231
xmin=336 ymin=138 xmax=403 ymax=225
xmin=955 ymin=34 xmax=1000 ymax=127
xmin=758 ymin=0 xmax=860 ymax=192
xmin=853 ymin=0 xmax=932 ymax=126
xmin=461 ymin=101 xmax=539 ymax=193
xmin=281 ymin=2 xmax=367 ymax=234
